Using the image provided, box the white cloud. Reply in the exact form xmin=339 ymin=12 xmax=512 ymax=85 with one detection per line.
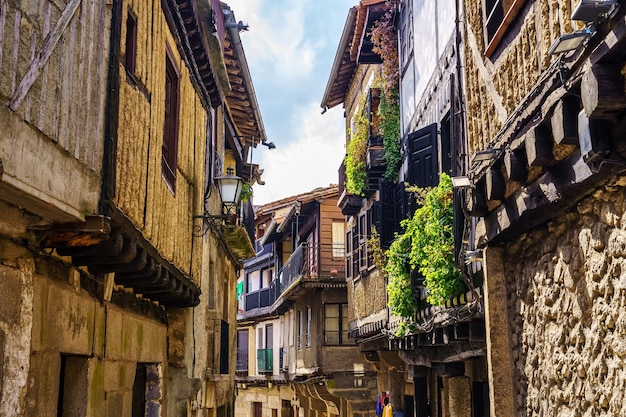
xmin=252 ymin=103 xmax=346 ymax=205
xmin=227 ymin=0 xmax=315 ymax=82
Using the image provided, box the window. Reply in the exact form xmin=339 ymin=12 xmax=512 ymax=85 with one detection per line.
xmin=297 ymin=310 xmax=303 ymax=350
xmin=57 ymin=355 xmax=88 ymax=417
xmin=220 ymin=320 xmax=229 ymax=374
xmin=305 ymin=307 xmax=311 ymax=348
xmin=132 ymin=364 xmax=161 ymax=417
xmin=125 ymin=9 xmax=137 ymax=74
xmin=483 ymin=0 xmax=526 ymax=57
xmin=324 ymin=304 xmax=351 ymax=345
xmin=162 ymin=47 xmax=180 ymax=193
xmin=332 ymin=221 xmax=345 ymax=258
xmin=253 ymin=402 xmax=263 ymax=417
xmin=346 ymin=208 xmax=374 ymax=280
xmin=236 ymin=330 xmax=249 ymax=372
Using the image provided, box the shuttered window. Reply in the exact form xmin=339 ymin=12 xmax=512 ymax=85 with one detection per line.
xmin=407 ymin=123 xmax=438 ymax=189
xmin=162 ymin=47 xmax=180 ymax=193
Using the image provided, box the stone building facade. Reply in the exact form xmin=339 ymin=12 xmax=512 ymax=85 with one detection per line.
xmin=0 ymin=0 xmax=263 ymax=416
xmin=462 ymin=0 xmax=626 ymax=416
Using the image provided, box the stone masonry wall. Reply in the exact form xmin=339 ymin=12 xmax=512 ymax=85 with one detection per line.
xmin=503 ymin=177 xmax=626 ymax=416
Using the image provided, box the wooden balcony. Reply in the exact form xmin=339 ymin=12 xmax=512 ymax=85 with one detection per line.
xmin=337 ymin=160 xmax=363 ymax=216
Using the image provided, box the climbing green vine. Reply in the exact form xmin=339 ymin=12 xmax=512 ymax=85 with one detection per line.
xmin=345 ymin=101 xmax=369 ymax=196
xmin=385 ymin=174 xmax=464 ymax=335
xmin=371 ymin=2 xmax=401 ymax=182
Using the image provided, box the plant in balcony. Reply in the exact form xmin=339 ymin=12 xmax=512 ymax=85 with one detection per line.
xmin=385 ymin=173 xmax=464 ymax=335
xmin=371 ymin=2 xmax=400 ymax=182
xmin=345 ymin=110 xmax=369 ymax=196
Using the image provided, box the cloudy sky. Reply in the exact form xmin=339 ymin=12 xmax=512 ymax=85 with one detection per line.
xmin=225 ymin=0 xmax=355 ymax=205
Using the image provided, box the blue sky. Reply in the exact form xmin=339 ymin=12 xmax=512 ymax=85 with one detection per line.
xmin=225 ymin=0 xmax=355 ymax=205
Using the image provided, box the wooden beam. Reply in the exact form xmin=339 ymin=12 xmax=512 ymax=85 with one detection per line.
xmin=551 ymin=95 xmax=580 ymax=145
xmin=581 ymin=63 xmax=626 ymax=120
xmin=503 ymin=149 xmax=528 ymax=183
xmin=8 ymin=0 xmax=83 ymax=110
xmin=524 ymin=125 xmax=553 ymax=166
xmin=486 ymin=167 xmax=506 ymax=202
xmin=481 ymin=150 xmax=626 ymax=244
xmin=467 ymin=179 xmax=488 ymax=217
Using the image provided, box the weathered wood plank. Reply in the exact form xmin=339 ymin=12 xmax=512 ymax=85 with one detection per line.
xmin=551 ymin=95 xmax=579 ymax=145
xmin=581 ymin=62 xmax=626 ymax=120
xmin=524 ymin=124 xmax=553 ymax=166
xmin=486 ymin=167 xmax=505 ymax=202
xmin=503 ymin=149 xmax=528 ymax=182
xmin=8 ymin=0 xmax=82 ymax=111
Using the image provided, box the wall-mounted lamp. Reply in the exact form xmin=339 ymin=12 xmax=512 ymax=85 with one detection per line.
xmin=548 ymin=28 xmax=595 ymax=55
xmin=193 ymin=167 xmax=244 ymax=232
xmin=451 ymin=176 xmax=472 ymax=189
xmin=572 ymin=0 xmax=618 ymax=22
xmin=471 ymin=148 xmax=502 ymax=163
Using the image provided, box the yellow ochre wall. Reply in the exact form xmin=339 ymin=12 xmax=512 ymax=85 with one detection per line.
xmin=115 ymin=0 xmax=209 ymax=278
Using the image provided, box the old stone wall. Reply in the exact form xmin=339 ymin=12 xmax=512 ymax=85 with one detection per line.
xmin=503 ymin=177 xmax=626 ymax=416
xmin=463 ymin=0 xmax=582 ymax=155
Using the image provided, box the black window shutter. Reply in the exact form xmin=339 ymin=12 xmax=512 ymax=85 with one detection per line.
xmin=394 ymin=181 xmax=408 ymax=229
xmin=377 ymin=179 xmax=397 ymax=249
xmin=407 ymin=123 xmax=438 ymax=188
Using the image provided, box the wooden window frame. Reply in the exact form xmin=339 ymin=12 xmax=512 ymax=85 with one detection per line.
xmin=323 ymin=303 xmax=351 ymax=346
xmin=125 ymin=9 xmax=138 ymax=75
xmin=162 ymin=45 xmax=180 ymax=194
xmin=484 ymin=0 xmax=526 ymax=58
xmin=305 ymin=307 xmax=312 ymax=348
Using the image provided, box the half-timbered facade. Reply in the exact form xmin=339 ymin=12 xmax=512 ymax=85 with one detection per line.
xmin=463 ymin=1 xmax=626 ymax=415
xmin=0 ymin=0 xmax=264 ymax=415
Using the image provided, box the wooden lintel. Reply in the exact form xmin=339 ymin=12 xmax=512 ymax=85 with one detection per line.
xmin=504 ymin=149 xmax=528 ymax=183
xmin=38 ymin=215 xmax=112 ymax=248
xmin=551 ymin=95 xmax=580 ymax=145
xmin=482 ymin=150 xmax=626 ymax=245
xmin=525 ymin=125 xmax=553 ymax=166
xmin=581 ymin=63 xmax=626 ymax=120
xmin=486 ymin=167 xmax=506 ymax=202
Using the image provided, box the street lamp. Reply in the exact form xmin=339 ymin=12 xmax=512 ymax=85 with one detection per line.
xmin=194 ymin=166 xmax=244 ymax=231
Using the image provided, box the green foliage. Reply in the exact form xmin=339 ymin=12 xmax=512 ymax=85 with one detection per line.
xmin=345 ymin=107 xmax=369 ymax=196
xmin=385 ymin=173 xmax=464 ymax=335
xmin=405 ymin=173 xmax=464 ymax=306
xmin=378 ymin=86 xmax=401 ymax=182
xmin=240 ymin=182 xmax=253 ymax=202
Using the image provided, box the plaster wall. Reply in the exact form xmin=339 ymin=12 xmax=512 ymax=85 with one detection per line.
xmin=115 ymin=0 xmax=210 ymax=278
xmin=0 ymin=0 xmax=109 ymax=222
xmin=502 ymin=178 xmax=626 ymax=416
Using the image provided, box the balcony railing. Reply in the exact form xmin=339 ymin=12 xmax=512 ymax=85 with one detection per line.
xmin=257 ymin=348 xmax=273 ymax=373
xmin=242 ymin=243 xmax=345 ymax=314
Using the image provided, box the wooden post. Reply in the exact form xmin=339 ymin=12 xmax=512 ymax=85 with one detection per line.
xmin=483 ymin=247 xmax=516 ymax=417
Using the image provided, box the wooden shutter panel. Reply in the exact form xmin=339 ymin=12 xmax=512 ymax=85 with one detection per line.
xmin=377 ymin=179 xmax=397 ymax=249
xmin=407 ymin=123 xmax=438 ymax=188
xmin=394 ymin=181 xmax=408 ymax=228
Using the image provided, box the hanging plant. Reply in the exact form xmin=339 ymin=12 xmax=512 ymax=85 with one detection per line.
xmin=345 ymin=103 xmax=369 ymax=196
xmin=371 ymin=3 xmax=401 ymax=182
xmin=385 ymin=174 xmax=464 ymax=334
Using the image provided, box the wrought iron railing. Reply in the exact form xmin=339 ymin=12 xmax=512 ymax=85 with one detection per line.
xmin=257 ymin=348 xmax=273 ymax=373
xmin=243 ymin=243 xmax=345 ymax=313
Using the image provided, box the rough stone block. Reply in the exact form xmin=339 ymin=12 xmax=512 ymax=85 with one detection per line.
xmin=0 ymin=266 xmax=24 ymax=326
xmin=45 ymin=283 xmax=94 ymax=354
xmin=106 ymin=310 xmax=123 ymax=360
